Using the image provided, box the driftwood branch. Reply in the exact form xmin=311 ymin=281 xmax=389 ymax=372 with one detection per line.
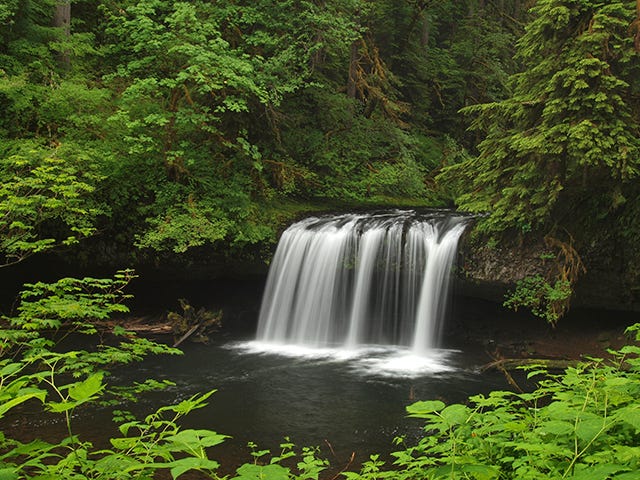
xmin=173 ymin=323 xmax=202 ymax=348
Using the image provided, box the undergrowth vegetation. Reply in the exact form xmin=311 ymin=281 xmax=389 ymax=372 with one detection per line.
xmin=356 ymin=325 xmax=640 ymax=479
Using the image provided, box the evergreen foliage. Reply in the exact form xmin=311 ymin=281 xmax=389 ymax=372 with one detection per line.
xmin=438 ymin=0 xmax=640 ymax=237
xmin=435 ymin=0 xmax=640 ymax=321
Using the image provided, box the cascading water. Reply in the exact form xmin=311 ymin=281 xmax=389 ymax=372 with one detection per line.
xmin=256 ymin=210 xmax=468 ymax=354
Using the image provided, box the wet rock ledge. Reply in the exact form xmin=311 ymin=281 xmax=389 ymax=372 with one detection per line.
xmin=457 ymin=235 xmax=640 ymax=312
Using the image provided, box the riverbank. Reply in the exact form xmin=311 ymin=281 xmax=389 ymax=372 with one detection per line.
xmin=449 ymin=296 xmax=634 ymax=365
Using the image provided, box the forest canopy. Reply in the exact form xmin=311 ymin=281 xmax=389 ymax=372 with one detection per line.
xmin=0 ymin=0 xmax=522 ymax=261
xmin=0 ymin=0 xmax=639 ymax=297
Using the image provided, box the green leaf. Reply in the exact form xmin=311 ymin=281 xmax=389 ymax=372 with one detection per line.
xmin=169 ymin=457 xmax=220 ymax=479
xmin=406 ymin=400 xmax=446 ymax=417
xmin=545 ymin=401 xmax=577 ymax=422
xmin=68 ymin=372 xmax=104 ymax=403
xmin=617 ymin=406 xmax=640 ymax=432
xmin=0 ymin=363 xmax=23 ymax=376
xmin=570 ymin=464 xmax=627 ymax=480
xmin=47 ymin=399 xmax=78 ymax=413
xmin=0 ymin=468 xmax=18 ymax=480
xmin=171 ymin=389 xmax=216 ymax=411
xmin=538 ymin=420 xmax=574 ymax=436
xmin=575 ymin=415 xmax=604 ymax=443
xmin=93 ymin=454 xmax=144 ymax=475
xmin=112 ymin=325 xmax=128 ymax=336
xmin=0 ymin=390 xmax=47 ymax=418
xmin=440 ymin=404 xmax=470 ymax=426
xmin=110 ymin=437 xmax=139 ymax=450
xmin=460 ymin=464 xmax=500 ymax=480
xmin=233 ymin=463 xmax=290 ymax=480
xmin=613 ymin=472 xmax=640 ymax=479
xmin=165 ymin=429 xmax=228 ymax=452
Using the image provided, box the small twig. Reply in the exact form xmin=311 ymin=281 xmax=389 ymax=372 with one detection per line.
xmin=497 ymin=360 xmax=524 ymax=394
xmin=484 ymin=349 xmax=524 ymax=393
xmin=329 ymin=451 xmax=356 ymax=480
xmin=324 ymin=439 xmax=337 ymax=458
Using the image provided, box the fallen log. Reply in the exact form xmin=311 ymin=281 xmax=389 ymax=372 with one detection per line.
xmin=96 ymin=317 xmax=173 ymax=334
xmin=481 ymin=358 xmax=579 ymax=373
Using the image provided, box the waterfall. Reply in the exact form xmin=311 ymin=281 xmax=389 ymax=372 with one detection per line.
xmin=256 ymin=210 xmax=468 ymax=352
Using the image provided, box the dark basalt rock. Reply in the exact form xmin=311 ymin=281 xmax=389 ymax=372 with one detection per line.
xmin=456 ymin=233 xmax=640 ymax=312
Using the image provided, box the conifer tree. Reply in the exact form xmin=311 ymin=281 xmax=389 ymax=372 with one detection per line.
xmin=439 ymin=0 xmax=640 ymax=236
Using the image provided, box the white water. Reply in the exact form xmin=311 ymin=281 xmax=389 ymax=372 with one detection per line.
xmin=256 ymin=211 xmax=468 ymax=354
xmin=233 ymin=341 xmax=458 ymax=378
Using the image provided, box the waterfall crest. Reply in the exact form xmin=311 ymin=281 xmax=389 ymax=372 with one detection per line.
xmin=256 ymin=211 xmax=468 ymax=353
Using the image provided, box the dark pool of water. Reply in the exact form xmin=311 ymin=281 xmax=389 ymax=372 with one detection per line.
xmin=11 ymin=329 xmax=512 ymax=474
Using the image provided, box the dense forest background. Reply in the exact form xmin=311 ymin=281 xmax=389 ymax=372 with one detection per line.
xmin=3 ymin=3 xmax=640 ymax=479
xmin=1 ymin=0 xmax=639 ymax=312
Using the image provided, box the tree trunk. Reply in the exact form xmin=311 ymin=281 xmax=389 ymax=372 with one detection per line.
xmin=635 ymin=0 xmax=640 ymax=52
xmin=53 ymin=1 xmax=71 ymax=68
xmin=347 ymin=41 xmax=359 ymax=99
xmin=420 ymin=12 xmax=430 ymax=50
